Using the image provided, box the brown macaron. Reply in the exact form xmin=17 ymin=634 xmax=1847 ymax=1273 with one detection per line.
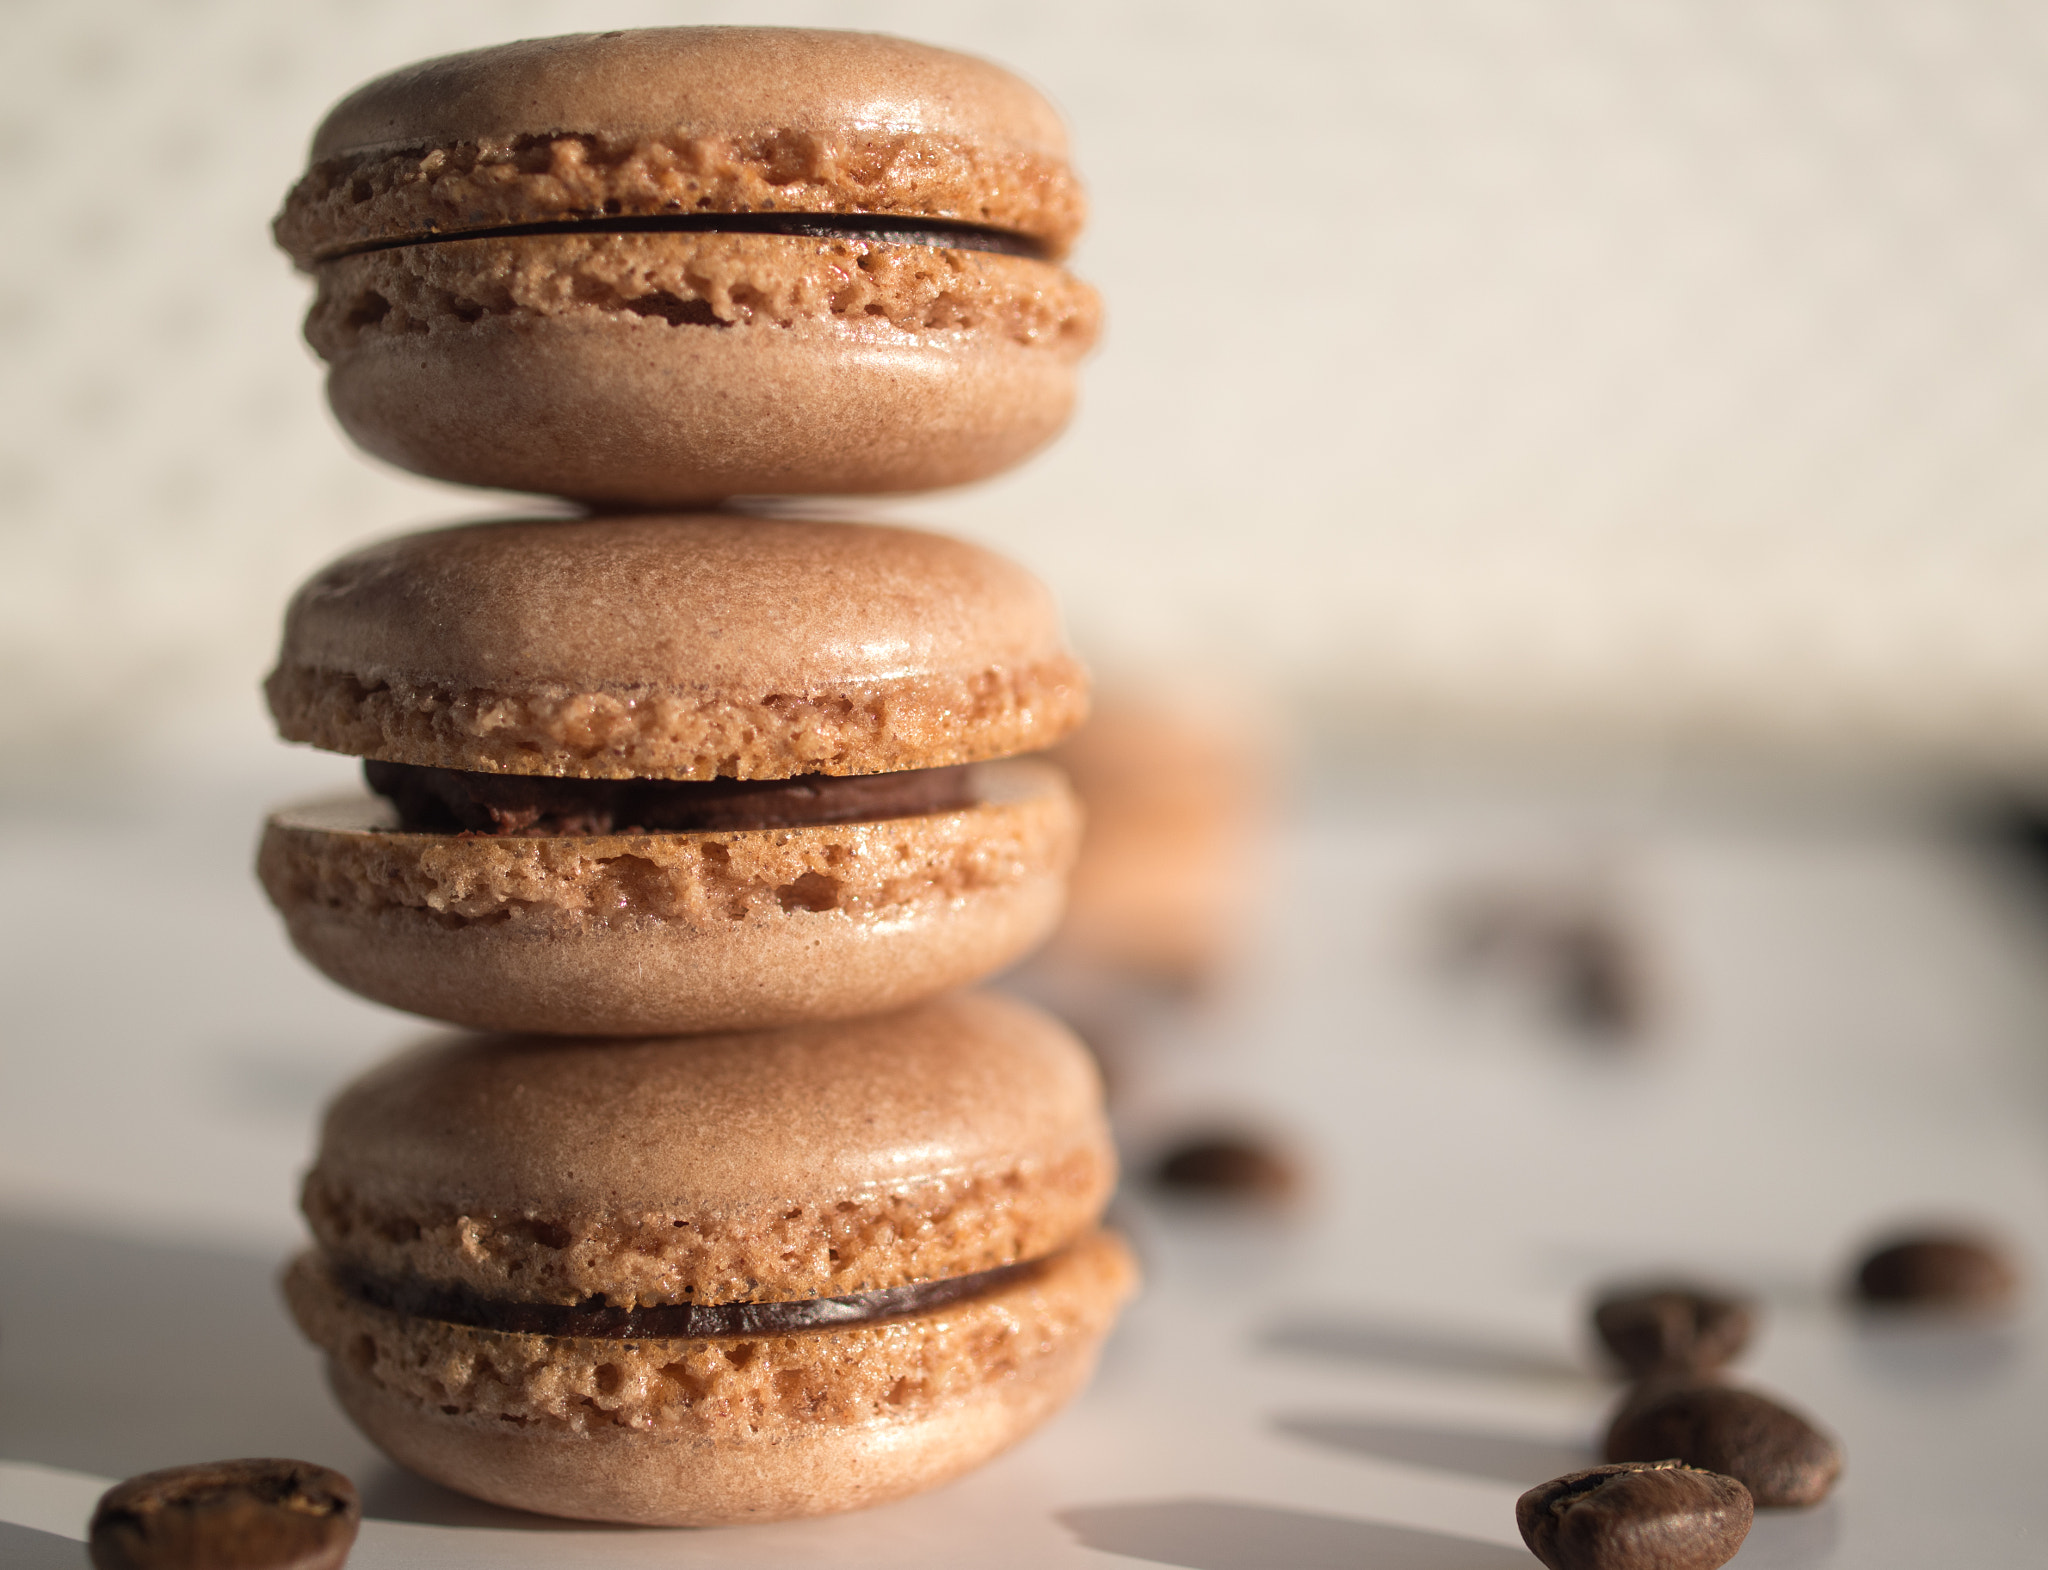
xmin=259 ymin=513 xmax=1088 ymax=1035
xmin=284 ymin=992 xmax=1136 ymax=1525
xmin=275 ymin=27 xmax=1099 ymax=505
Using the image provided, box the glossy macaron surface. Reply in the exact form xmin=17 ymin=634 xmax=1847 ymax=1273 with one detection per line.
xmin=266 ymin=513 xmax=1089 ymax=779
xmin=276 ymin=28 xmax=1083 ymax=263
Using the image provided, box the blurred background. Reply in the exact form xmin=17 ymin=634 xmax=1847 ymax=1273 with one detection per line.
xmin=13 ymin=0 xmax=2048 ymax=782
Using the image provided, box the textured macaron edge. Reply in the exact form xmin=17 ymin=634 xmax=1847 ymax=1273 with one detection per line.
xmin=275 ymin=28 xmax=1084 ymax=265
xmin=303 ymin=1142 xmax=1113 ymax=1309
xmin=277 ymin=133 xmax=1083 ymax=267
xmin=288 ymin=1231 xmax=1135 ymax=1524
xmin=304 ymin=232 xmax=1100 ymax=365
xmin=260 ymin=759 xmax=1071 ymax=929
xmin=258 ymin=760 xmax=1081 ymax=1036
xmin=287 ymin=1231 xmax=1132 ymax=1436
xmin=265 ymin=655 xmax=1089 ymax=779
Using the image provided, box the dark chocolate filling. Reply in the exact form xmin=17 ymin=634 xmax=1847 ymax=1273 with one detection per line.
xmin=327 ymin=212 xmax=1048 ymax=263
xmin=335 ymin=1257 xmax=1042 ymax=1339
xmin=365 ymin=758 xmax=977 ymax=836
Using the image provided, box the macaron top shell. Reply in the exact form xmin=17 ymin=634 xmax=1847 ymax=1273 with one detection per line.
xmin=277 ymin=27 xmax=1083 ymax=267
xmin=303 ymin=992 xmax=1115 ymax=1306
xmin=265 ymin=514 xmax=1088 ymax=779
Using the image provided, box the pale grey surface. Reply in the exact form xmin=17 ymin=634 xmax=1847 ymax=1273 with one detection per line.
xmin=2 ymin=772 xmax=2045 ymax=1564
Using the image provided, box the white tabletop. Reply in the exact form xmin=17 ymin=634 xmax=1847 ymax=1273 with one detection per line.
xmin=3 ymin=766 xmax=2044 ymax=1567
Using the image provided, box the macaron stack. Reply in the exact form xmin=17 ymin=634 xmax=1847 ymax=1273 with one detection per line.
xmin=259 ymin=28 xmax=1132 ymax=1526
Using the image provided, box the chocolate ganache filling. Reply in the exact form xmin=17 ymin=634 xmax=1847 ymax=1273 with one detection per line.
xmin=336 ymin=1256 xmax=1042 ymax=1338
xmin=328 ymin=212 xmax=1049 ymax=263
xmin=366 ymin=759 xmax=977 ymax=836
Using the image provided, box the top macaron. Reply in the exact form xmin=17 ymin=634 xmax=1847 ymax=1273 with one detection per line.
xmin=275 ymin=28 xmax=1100 ymax=505
xmin=276 ymin=29 xmax=1085 ymax=262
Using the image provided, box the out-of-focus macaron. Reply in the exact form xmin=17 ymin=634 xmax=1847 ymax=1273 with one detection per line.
xmin=258 ymin=514 xmax=1087 ymax=1034
xmin=1042 ymin=692 xmax=1271 ymax=990
xmin=274 ymin=28 xmax=1099 ymax=504
xmin=285 ymin=992 xmax=1136 ymax=1525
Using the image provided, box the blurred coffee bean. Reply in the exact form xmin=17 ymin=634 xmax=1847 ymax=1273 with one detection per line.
xmin=1604 ymin=1383 xmax=1840 ymax=1508
xmin=1152 ymin=1133 xmax=1302 ymax=1203
xmin=1854 ymin=1231 xmax=2020 ymax=1311
xmin=1550 ymin=914 xmax=1654 ymax=1040
xmin=1438 ymin=885 xmax=1655 ymax=1044
xmin=1592 ymin=1283 xmax=1756 ymax=1378
xmin=89 ymin=1458 xmax=359 ymax=1570
xmin=1517 ymin=1460 xmax=1752 ymax=1570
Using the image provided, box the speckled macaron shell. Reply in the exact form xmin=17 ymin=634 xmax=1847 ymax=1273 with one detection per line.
xmin=265 ymin=514 xmax=1089 ymax=780
xmin=275 ymin=28 xmax=1095 ymax=504
xmin=301 ymin=991 xmax=1115 ymax=1305
xmin=258 ymin=758 xmax=1079 ymax=1036
xmin=304 ymin=232 xmax=1098 ymax=504
xmin=276 ymin=28 xmax=1084 ymax=262
xmin=288 ymin=1230 xmax=1135 ymax=1526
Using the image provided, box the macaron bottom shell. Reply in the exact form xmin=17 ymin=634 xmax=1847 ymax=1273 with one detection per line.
xmin=257 ymin=759 xmax=1079 ymax=1034
xmin=288 ymin=1231 xmax=1136 ymax=1526
xmin=322 ymin=268 xmax=1087 ymax=505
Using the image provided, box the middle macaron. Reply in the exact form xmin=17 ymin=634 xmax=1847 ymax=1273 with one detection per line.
xmin=259 ymin=513 xmax=1088 ymax=1035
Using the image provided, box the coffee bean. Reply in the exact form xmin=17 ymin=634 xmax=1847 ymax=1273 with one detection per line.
xmin=89 ymin=1458 xmax=359 ymax=1570
xmin=1604 ymin=1383 xmax=1841 ymax=1508
xmin=1549 ymin=915 xmax=1655 ymax=1041
xmin=1517 ymin=1461 xmax=1752 ymax=1570
xmin=1152 ymin=1133 xmax=1302 ymax=1203
xmin=1592 ymin=1283 xmax=1756 ymax=1378
xmin=1854 ymin=1231 xmax=2020 ymax=1311
xmin=1438 ymin=887 xmax=1655 ymax=1043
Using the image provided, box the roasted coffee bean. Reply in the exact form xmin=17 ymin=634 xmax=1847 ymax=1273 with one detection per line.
xmin=1592 ymin=1283 xmax=1756 ymax=1378
xmin=1604 ymin=1383 xmax=1840 ymax=1508
xmin=1854 ymin=1231 xmax=2020 ymax=1311
xmin=89 ymin=1458 xmax=359 ymax=1570
xmin=1517 ymin=1460 xmax=1752 ymax=1570
xmin=1152 ymin=1133 xmax=1302 ymax=1203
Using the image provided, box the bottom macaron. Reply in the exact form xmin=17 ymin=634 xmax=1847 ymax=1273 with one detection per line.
xmin=286 ymin=1231 xmax=1134 ymax=1526
xmin=283 ymin=993 xmax=1132 ymax=1524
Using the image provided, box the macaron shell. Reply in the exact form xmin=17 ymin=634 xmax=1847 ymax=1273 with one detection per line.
xmin=259 ymin=759 xmax=1078 ymax=1038
xmin=267 ymin=515 xmax=1088 ymax=779
xmin=310 ymin=30 xmax=1070 ymax=162
xmin=287 ymin=1231 xmax=1136 ymax=1525
xmin=302 ymin=989 xmax=1111 ymax=1304
xmin=279 ymin=29 xmax=1082 ymax=264
xmin=310 ymin=240 xmax=1094 ymax=507
xmin=306 ymin=233 xmax=1099 ymax=364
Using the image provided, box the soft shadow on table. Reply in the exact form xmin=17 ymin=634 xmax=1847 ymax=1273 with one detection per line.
xmin=0 ymin=1521 xmax=86 ymax=1568
xmin=1257 ymin=1315 xmax=1590 ymax=1385
xmin=1273 ymin=1414 xmax=1590 ymax=1486
xmin=0 ymin=1215 xmax=646 ymax=1535
xmin=0 ymin=1214 xmax=370 ymax=1482
xmin=1059 ymin=1499 xmax=1527 ymax=1570
xmin=356 ymin=1465 xmax=646 ymax=1532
